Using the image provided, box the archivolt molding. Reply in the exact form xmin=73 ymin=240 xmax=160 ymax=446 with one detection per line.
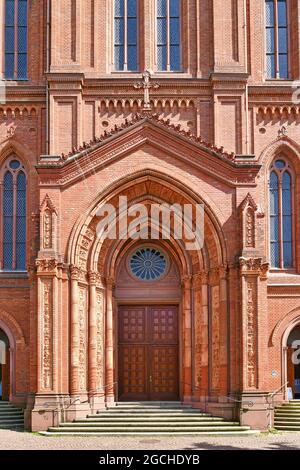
xmin=270 ymin=307 xmax=300 ymax=347
xmin=0 ymin=140 xmax=33 ymax=171
xmin=259 ymin=136 xmax=300 ymax=170
xmin=0 ymin=309 xmax=26 ymax=348
xmin=67 ymin=170 xmax=227 ymax=272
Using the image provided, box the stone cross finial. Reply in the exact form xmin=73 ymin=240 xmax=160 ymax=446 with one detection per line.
xmin=134 ymin=70 xmax=159 ymax=111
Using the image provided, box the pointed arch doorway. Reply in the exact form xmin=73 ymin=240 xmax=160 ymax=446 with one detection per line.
xmin=115 ymin=244 xmax=181 ymax=402
xmin=0 ymin=329 xmax=10 ymax=401
xmin=286 ymin=325 xmax=300 ymax=399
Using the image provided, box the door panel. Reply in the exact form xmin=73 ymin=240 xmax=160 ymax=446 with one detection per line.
xmin=118 ymin=305 xmax=179 ymax=401
xmin=150 ymin=345 xmax=179 ymax=400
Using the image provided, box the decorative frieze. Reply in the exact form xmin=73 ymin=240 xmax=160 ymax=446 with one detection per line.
xmin=246 ymin=277 xmax=258 ymax=389
xmin=245 ymin=208 xmax=255 ymax=248
xmin=43 ymin=209 xmax=53 ymax=249
xmin=40 ymin=278 xmax=53 ymax=391
xmin=78 ymin=287 xmax=87 ymax=392
xmin=211 ymin=285 xmax=220 ymax=391
xmin=96 ymin=291 xmax=104 ymax=390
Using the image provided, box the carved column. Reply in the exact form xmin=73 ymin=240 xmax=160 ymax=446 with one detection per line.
xmin=36 ymin=259 xmax=63 ymax=394
xmin=240 ymin=258 xmax=268 ymax=390
xmin=192 ymin=273 xmax=202 ymax=402
xmin=105 ymin=278 xmax=115 ymax=403
xmin=88 ymin=272 xmax=97 ymax=395
xmin=219 ymin=265 xmax=228 ymax=395
xmin=88 ymin=271 xmax=105 ymax=410
xmin=209 ymin=268 xmax=221 ymax=395
xmin=70 ymin=265 xmax=80 ymax=395
xmin=228 ymin=263 xmax=240 ymax=393
xmin=182 ymin=275 xmax=192 ymax=402
xmin=239 ymin=257 xmax=270 ymax=430
xmin=201 ymin=272 xmax=209 ymax=398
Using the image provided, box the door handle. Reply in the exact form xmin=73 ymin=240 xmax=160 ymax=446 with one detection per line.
xmin=149 ymin=375 xmax=152 ymax=383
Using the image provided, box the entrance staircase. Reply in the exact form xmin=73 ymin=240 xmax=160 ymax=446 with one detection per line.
xmin=274 ymin=400 xmax=300 ymax=431
xmin=42 ymin=402 xmax=257 ymax=436
xmin=0 ymin=401 xmax=24 ymax=430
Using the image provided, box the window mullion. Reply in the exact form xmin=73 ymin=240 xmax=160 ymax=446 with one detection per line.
xmin=124 ymin=0 xmax=128 ymax=71
xmin=12 ymin=176 xmax=17 ymax=270
xmin=278 ymin=178 xmax=284 ymax=269
xmin=0 ymin=181 xmax=3 ymax=271
xmin=274 ymin=0 xmax=280 ymax=79
xmin=166 ymin=0 xmax=170 ymax=71
xmin=14 ymin=0 xmax=18 ymax=80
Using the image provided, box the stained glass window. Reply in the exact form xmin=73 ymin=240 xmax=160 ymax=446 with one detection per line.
xmin=269 ymin=158 xmax=293 ymax=269
xmin=130 ymin=247 xmax=167 ymax=281
xmin=265 ymin=0 xmax=288 ymax=79
xmin=1 ymin=158 xmax=27 ymax=271
xmin=114 ymin=0 xmax=138 ymax=71
xmin=157 ymin=0 xmax=181 ymax=71
xmin=5 ymin=0 xmax=28 ymax=80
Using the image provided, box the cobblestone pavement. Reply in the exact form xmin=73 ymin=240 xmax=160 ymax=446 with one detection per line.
xmin=1 ymin=430 xmax=300 ymax=450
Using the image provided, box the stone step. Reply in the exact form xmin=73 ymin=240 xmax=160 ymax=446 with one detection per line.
xmin=275 ymin=415 xmax=300 ymax=420
xmin=47 ymin=425 xmax=252 ymax=433
xmin=41 ymin=430 xmax=258 ymax=437
xmin=276 ymin=404 xmax=300 ymax=408
xmin=97 ymin=409 xmax=207 ymax=415
xmin=275 ymin=420 xmax=300 ymax=425
xmin=0 ymin=425 xmax=24 ymax=430
xmin=0 ymin=420 xmax=24 ymax=427
xmin=77 ymin=416 xmax=224 ymax=423
xmin=0 ymin=404 xmax=22 ymax=409
xmin=67 ymin=421 xmax=238 ymax=428
xmin=274 ymin=425 xmax=300 ymax=431
xmin=113 ymin=401 xmax=187 ymax=406
xmin=0 ymin=415 xmax=24 ymax=421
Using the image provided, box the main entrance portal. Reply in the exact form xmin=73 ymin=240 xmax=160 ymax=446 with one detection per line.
xmin=118 ymin=305 xmax=179 ymax=401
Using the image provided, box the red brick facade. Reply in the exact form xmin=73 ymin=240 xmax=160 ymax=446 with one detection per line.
xmin=0 ymin=0 xmax=300 ymax=431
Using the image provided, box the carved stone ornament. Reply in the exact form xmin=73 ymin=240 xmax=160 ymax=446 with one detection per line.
xmin=36 ymin=259 xmax=59 ymax=273
xmin=239 ymin=257 xmax=269 ymax=278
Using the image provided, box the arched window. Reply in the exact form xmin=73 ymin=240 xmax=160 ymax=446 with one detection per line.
xmin=5 ymin=0 xmax=28 ymax=80
xmin=114 ymin=0 xmax=138 ymax=71
xmin=265 ymin=0 xmax=288 ymax=79
xmin=269 ymin=158 xmax=293 ymax=268
xmin=157 ymin=0 xmax=181 ymax=71
xmin=1 ymin=157 xmax=27 ymax=271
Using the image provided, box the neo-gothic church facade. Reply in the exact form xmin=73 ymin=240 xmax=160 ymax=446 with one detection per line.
xmin=0 ymin=0 xmax=300 ymax=432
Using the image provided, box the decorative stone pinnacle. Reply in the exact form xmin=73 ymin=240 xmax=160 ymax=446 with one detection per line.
xmin=134 ymin=70 xmax=160 ymax=112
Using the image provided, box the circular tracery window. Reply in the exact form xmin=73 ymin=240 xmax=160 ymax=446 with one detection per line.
xmin=129 ymin=247 xmax=167 ymax=281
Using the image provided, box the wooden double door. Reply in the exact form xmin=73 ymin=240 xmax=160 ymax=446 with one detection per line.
xmin=118 ymin=305 xmax=179 ymax=401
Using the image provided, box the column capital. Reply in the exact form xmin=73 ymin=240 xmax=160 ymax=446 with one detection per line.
xmin=192 ymin=272 xmax=202 ymax=289
xmin=208 ymin=264 xmax=228 ymax=285
xmin=239 ymin=257 xmax=269 ymax=279
xmin=70 ymin=265 xmax=87 ymax=282
xmin=181 ymin=275 xmax=192 ymax=288
xmin=88 ymin=271 xmax=104 ymax=287
xmin=106 ymin=277 xmax=115 ymax=289
xmin=36 ymin=258 xmax=61 ymax=274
